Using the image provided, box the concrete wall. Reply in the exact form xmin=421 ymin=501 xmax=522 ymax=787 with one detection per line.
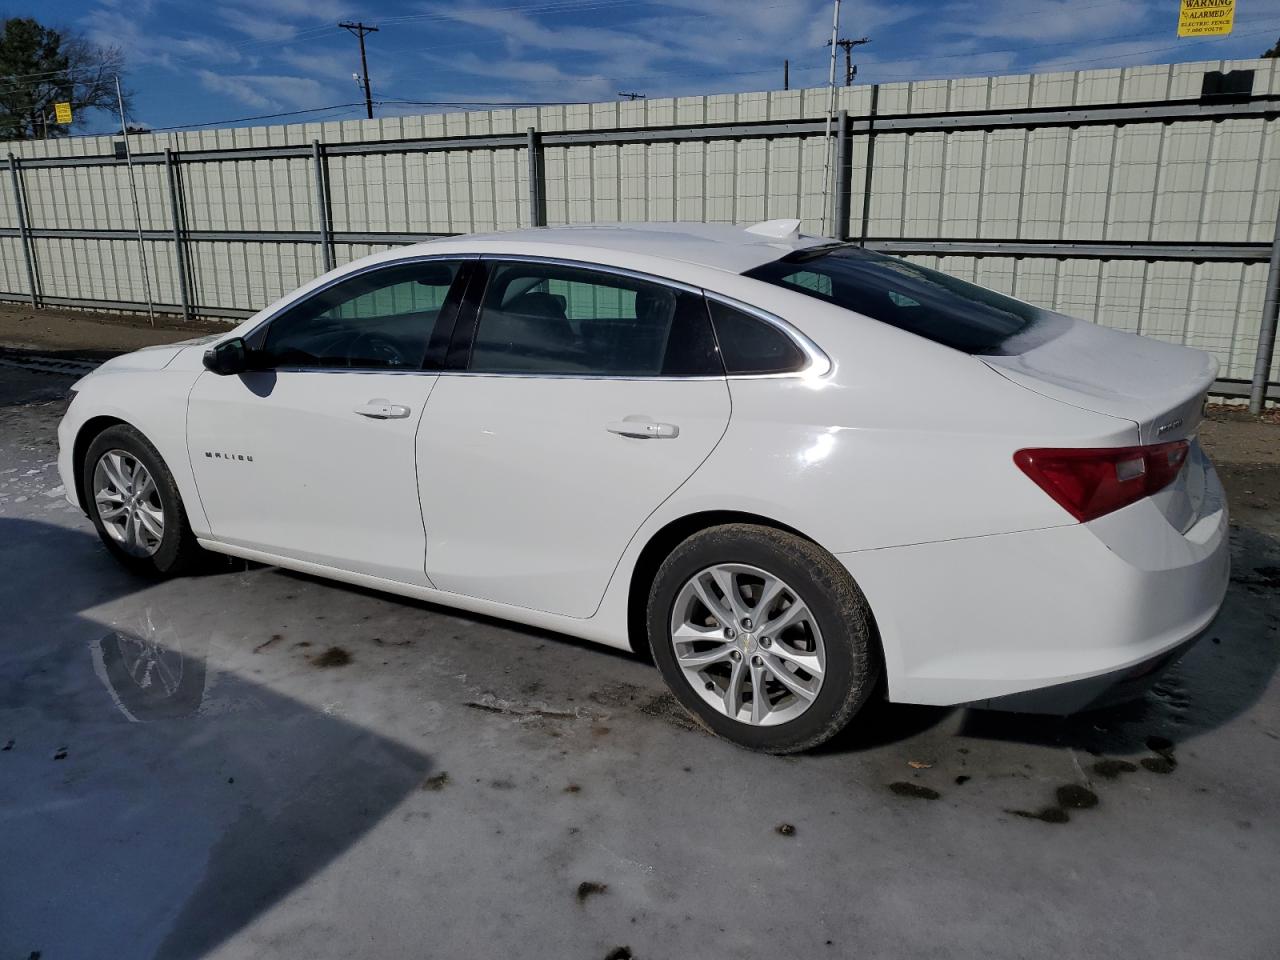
xmin=2 ymin=57 xmax=1278 ymax=383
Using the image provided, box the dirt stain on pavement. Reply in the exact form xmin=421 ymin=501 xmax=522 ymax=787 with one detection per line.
xmin=421 ymin=772 xmax=450 ymax=791
xmin=776 ymin=823 xmax=796 ymax=836
xmin=464 ymin=698 xmax=579 ymax=720
xmin=636 ymin=692 xmax=701 ymax=732
xmin=1008 ymin=806 xmax=1070 ymax=824
xmin=1056 ymin=784 xmax=1099 ymax=809
xmin=1007 ymin=783 xmax=1099 ymax=824
xmin=1142 ymin=735 xmax=1178 ymax=773
xmin=253 ymin=633 xmax=283 ymax=654
xmin=312 ymin=646 xmax=352 ymax=668
xmin=888 ymin=782 xmax=939 ymax=800
xmin=603 ymin=947 xmax=632 ymax=960
xmin=576 ymin=881 xmax=608 ymax=904
xmin=1092 ymin=759 xmax=1138 ymax=780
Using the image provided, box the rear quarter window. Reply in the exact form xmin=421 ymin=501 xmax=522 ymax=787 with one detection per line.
xmin=707 ymin=301 xmax=807 ymax=375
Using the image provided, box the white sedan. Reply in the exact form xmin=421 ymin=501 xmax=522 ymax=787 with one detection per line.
xmin=57 ymin=221 xmax=1229 ymax=752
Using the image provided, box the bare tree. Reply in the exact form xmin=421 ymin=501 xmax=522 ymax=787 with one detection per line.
xmin=0 ymin=17 xmax=130 ymax=139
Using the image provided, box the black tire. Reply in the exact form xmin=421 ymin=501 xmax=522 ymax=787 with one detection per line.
xmin=647 ymin=523 xmax=881 ymax=754
xmin=83 ymin=424 xmax=204 ymax=577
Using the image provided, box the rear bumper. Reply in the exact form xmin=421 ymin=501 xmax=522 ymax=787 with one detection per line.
xmin=967 ymin=628 xmax=1209 ymax=714
xmin=838 ymin=451 xmax=1229 ymax=710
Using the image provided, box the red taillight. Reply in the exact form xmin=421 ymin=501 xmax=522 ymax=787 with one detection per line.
xmin=1013 ymin=440 xmax=1189 ymax=522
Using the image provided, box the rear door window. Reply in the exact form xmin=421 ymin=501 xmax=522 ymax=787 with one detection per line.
xmin=744 ymin=246 xmax=1040 ymax=354
xmin=468 ymin=261 xmax=721 ymax=377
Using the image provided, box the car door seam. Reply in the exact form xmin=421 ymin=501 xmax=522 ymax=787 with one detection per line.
xmin=412 ymin=372 xmax=443 ymax=590
xmin=182 ymin=369 xmax=216 ymax=536
xmin=584 ymin=374 xmax=735 ymax=621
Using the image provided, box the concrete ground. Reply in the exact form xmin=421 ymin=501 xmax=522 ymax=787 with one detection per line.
xmin=2 ymin=364 xmax=1278 ymax=960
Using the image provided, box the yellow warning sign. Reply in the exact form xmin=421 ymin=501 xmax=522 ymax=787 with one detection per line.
xmin=54 ymin=101 xmax=72 ymax=124
xmin=1178 ymin=0 xmax=1234 ymax=37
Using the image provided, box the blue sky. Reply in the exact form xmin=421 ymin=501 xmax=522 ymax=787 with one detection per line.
xmin=36 ymin=0 xmax=1280 ymax=133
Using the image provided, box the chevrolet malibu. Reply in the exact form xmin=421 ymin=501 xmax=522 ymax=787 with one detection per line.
xmin=57 ymin=221 xmax=1229 ymax=752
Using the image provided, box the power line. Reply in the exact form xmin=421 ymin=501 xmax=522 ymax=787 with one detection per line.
xmin=142 ymin=102 xmax=370 ymax=132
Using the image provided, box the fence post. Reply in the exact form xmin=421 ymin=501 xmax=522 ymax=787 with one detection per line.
xmin=1249 ymin=200 xmax=1280 ymax=413
xmin=312 ymin=140 xmax=334 ymax=272
xmin=858 ymin=84 xmax=880 ymax=246
xmin=526 ymin=126 xmax=546 ymax=227
xmin=164 ymin=149 xmax=192 ymax=322
xmin=832 ymin=109 xmax=852 ymax=242
xmin=7 ymin=153 xmax=39 ymax=308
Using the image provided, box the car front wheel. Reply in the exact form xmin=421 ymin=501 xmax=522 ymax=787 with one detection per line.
xmin=83 ymin=424 xmax=204 ymax=577
xmin=647 ymin=523 xmax=881 ymax=754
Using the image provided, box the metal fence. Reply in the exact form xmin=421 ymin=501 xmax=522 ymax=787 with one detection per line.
xmin=2 ymin=57 xmax=1279 ymax=406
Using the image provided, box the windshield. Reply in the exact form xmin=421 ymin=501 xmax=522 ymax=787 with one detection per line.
xmin=744 ymin=245 xmax=1042 ymax=354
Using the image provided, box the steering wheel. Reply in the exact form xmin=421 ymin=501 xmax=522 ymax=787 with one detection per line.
xmin=348 ymin=332 xmax=407 ymax=368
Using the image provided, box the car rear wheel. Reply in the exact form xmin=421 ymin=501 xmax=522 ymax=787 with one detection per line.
xmin=647 ymin=523 xmax=881 ymax=754
xmin=83 ymin=424 xmax=204 ymax=577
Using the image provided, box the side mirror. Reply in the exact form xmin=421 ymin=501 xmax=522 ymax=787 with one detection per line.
xmin=203 ymin=337 xmax=250 ymax=376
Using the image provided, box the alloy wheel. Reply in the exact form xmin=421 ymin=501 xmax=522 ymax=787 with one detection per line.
xmin=93 ymin=449 xmax=164 ymax=558
xmin=669 ymin=562 xmax=826 ymax=726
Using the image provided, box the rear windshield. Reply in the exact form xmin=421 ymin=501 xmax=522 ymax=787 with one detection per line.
xmin=744 ymin=245 xmax=1041 ymax=354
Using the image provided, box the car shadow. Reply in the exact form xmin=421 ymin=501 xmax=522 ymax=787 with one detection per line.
xmin=271 ymin=524 xmax=1280 ymax=763
xmin=0 ymin=518 xmax=434 ymax=960
xmin=270 ymin=565 xmax=650 ymax=666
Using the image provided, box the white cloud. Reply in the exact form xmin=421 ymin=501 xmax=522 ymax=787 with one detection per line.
xmin=940 ymin=0 xmax=1152 ymax=43
xmin=218 ymin=0 xmax=354 ymax=22
xmin=197 ymin=70 xmax=331 ymax=109
xmin=421 ymin=51 xmax=616 ymax=101
xmin=216 ymin=11 xmax=300 ymax=42
xmin=83 ymin=9 xmax=246 ymax=68
xmin=411 ymin=0 xmax=915 ymax=99
xmin=1029 ymin=38 xmax=1181 ymax=74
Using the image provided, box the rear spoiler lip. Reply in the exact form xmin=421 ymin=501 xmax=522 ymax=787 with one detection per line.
xmin=979 ymin=352 xmax=1216 ymax=445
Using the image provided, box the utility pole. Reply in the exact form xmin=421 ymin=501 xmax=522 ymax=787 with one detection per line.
xmin=784 ymin=59 xmax=790 ymax=90
xmin=829 ymin=36 xmax=871 ymax=85
xmin=339 ymin=21 xmax=379 ymax=119
xmin=821 ymin=0 xmax=841 ymax=236
xmin=115 ymin=75 xmax=154 ymax=324
xmin=617 ymin=91 xmax=646 ymax=101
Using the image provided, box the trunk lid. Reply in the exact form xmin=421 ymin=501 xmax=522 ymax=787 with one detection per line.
xmin=981 ymin=314 xmax=1216 ymax=445
xmin=982 ymin=315 xmax=1218 ymax=534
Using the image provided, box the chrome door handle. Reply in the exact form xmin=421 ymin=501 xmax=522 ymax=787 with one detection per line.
xmin=606 ymin=418 xmax=679 ymax=439
xmin=354 ymin=399 xmax=411 ymax=419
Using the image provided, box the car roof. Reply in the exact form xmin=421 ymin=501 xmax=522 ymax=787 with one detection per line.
xmin=404 ymin=221 xmax=829 ymax=275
